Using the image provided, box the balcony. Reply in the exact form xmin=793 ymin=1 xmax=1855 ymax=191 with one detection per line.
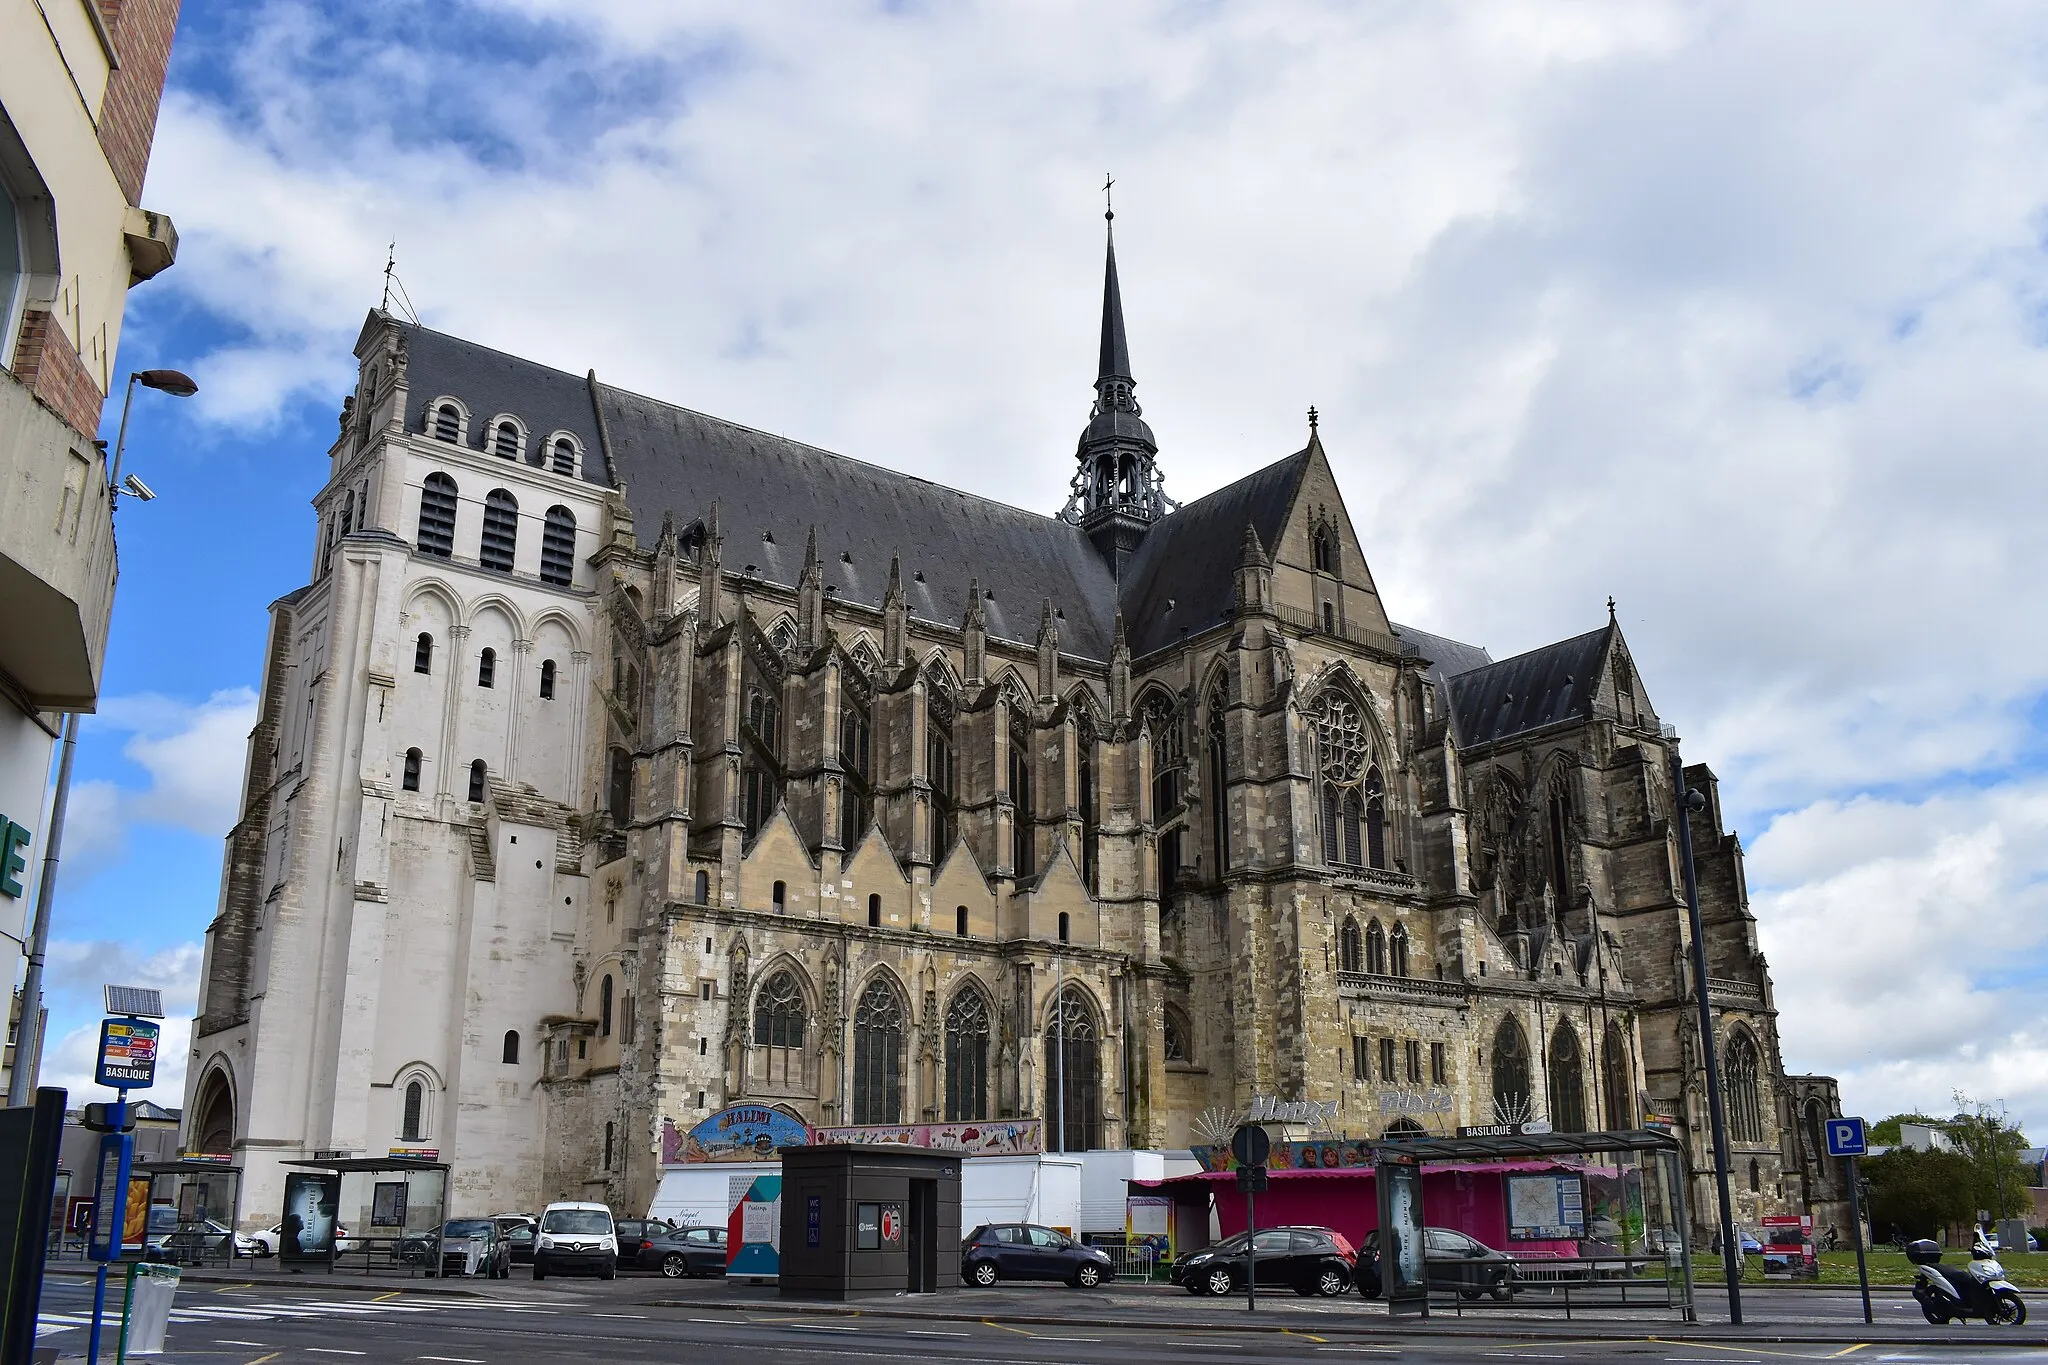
xmin=1335 ymin=971 xmax=1469 ymax=1004
xmin=0 ymin=371 xmax=117 ymax=709
xmin=1708 ymin=976 xmax=1764 ymax=1008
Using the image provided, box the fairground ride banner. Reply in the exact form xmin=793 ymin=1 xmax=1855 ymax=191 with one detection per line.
xmin=813 ymin=1118 xmax=1043 ymax=1156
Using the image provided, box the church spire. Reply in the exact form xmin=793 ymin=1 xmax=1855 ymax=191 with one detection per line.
xmin=1063 ymin=198 xmax=1169 ymax=573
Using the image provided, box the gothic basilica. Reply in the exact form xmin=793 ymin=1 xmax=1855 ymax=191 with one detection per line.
xmin=185 ymin=223 xmax=1851 ymax=1238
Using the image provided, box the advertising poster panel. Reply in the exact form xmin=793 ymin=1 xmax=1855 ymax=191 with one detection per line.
xmin=280 ymin=1172 xmax=341 ymax=1262
xmin=1377 ymin=1156 xmax=1428 ymax=1317
xmin=727 ymin=1173 xmax=783 ymax=1276
xmin=1762 ymin=1214 xmax=1816 ymax=1278
xmin=812 ymin=1118 xmax=1041 ymax=1156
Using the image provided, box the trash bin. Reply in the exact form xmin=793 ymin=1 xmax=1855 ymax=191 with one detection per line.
xmin=120 ymin=1262 xmax=181 ymax=1359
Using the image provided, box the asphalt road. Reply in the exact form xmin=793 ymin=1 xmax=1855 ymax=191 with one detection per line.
xmin=33 ymin=1273 xmax=2048 ymax=1364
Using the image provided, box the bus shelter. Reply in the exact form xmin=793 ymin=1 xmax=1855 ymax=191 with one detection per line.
xmin=136 ymin=1159 xmax=244 ymax=1267
xmin=1141 ymin=1128 xmax=1695 ymax=1322
xmin=277 ymin=1158 xmax=448 ymax=1275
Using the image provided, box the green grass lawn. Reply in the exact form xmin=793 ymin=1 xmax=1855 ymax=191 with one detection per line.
xmin=1680 ymin=1249 xmax=2048 ymax=1288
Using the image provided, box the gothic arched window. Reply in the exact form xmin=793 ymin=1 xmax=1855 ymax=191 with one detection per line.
xmin=1163 ymin=1004 xmax=1193 ymax=1063
xmin=1043 ymin=987 xmax=1101 ymax=1153
xmin=851 ymin=979 xmax=905 ymax=1125
xmin=1364 ymin=767 xmax=1388 ymax=870
xmin=944 ymin=988 xmax=990 ymax=1123
xmin=1602 ymin=1022 xmax=1633 ymax=1128
xmin=742 ymin=685 xmax=781 ymax=839
xmin=1365 ymin=920 xmax=1387 ymax=975
xmin=1311 ymin=522 xmax=1338 ymax=575
xmin=1076 ymin=708 xmax=1098 ymax=890
xmin=1726 ymin=1031 xmax=1765 ymax=1144
xmin=1207 ymin=683 xmax=1230 ymax=874
xmin=1009 ymin=720 xmax=1034 ymax=878
xmin=416 ymin=472 xmax=456 ymax=558
xmin=1338 ymin=916 xmax=1363 ymax=974
xmin=1139 ymin=690 xmax=1183 ymax=890
xmin=480 ymin=488 xmax=518 ymax=572
xmin=1549 ymin=1024 xmax=1586 ymax=1133
xmin=401 ymin=1080 xmax=426 ymax=1141
xmin=1491 ymin=1017 xmax=1532 ymax=1124
xmin=839 ymin=695 xmax=872 ymax=851
xmin=540 ymin=506 xmax=576 ymax=587
xmin=1389 ymin=922 xmax=1410 ymax=977
xmin=1804 ymin=1098 xmax=1827 ymax=1166
xmin=599 ymin=974 xmax=614 ymax=1038
xmin=1311 ymin=688 xmax=1370 ymax=867
xmin=752 ymin=970 xmax=806 ymax=1088
xmin=1546 ymin=767 xmax=1573 ymax=898
xmin=607 ymin=747 xmax=632 ymax=823
xmin=928 ymin=677 xmax=958 ymax=855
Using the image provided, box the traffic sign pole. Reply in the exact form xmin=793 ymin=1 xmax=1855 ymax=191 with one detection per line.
xmin=1823 ymin=1116 xmax=1871 ymax=1327
xmin=86 ymin=1012 xmax=158 ymax=1365
xmin=1245 ymin=1185 xmax=1256 ymax=1314
xmin=1846 ymin=1155 xmax=1870 ymax=1324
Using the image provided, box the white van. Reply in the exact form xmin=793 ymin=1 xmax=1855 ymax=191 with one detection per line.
xmin=532 ymin=1201 xmax=617 ymax=1280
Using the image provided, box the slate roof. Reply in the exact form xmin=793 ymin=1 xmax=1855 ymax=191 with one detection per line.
xmin=1440 ymin=625 xmax=1614 ymax=748
xmin=399 ymin=323 xmax=610 ymax=488
xmin=599 ymin=388 xmax=1122 ymax=658
xmin=1115 ymin=449 xmax=1310 ymax=656
xmin=1390 ymin=622 xmax=1494 ymax=697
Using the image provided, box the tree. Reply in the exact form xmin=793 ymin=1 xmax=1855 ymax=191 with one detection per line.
xmin=1870 ymin=1112 xmax=1941 ymax=1146
xmin=1864 ymin=1147 xmax=1977 ymax=1239
xmin=1946 ymin=1092 xmax=2033 ymax=1222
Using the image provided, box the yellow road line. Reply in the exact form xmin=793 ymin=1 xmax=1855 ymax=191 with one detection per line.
xmin=372 ymin=1290 xmax=402 ymax=1301
xmin=1282 ymin=1327 xmax=1331 ymax=1343
xmin=217 ymin=1283 xmax=256 ymax=1293
xmin=244 ymin=1354 xmax=281 ymax=1364
xmin=1827 ymin=1348 xmax=1870 ymax=1359
xmin=1487 ymin=1343 xmax=1649 ymax=1353
xmin=1646 ymin=1338 xmax=1838 ymax=1360
xmin=982 ymin=1318 xmax=1038 ymax=1336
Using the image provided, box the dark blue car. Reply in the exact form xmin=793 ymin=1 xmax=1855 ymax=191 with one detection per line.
xmin=961 ymin=1223 xmax=1113 ymax=1288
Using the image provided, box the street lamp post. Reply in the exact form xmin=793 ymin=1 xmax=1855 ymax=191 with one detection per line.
xmin=1671 ymin=753 xmax=1744 ymax=1325
xmin=6 ymin=369 xmax=195 ymax=1109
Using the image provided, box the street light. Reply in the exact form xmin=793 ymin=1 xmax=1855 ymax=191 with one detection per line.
xmin=5 ymin=368 xmax=197 ymax=1108
xmin=1671 ymin=753 xmax=1744 ymax=1325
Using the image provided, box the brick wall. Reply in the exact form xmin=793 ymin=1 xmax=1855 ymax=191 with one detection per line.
xmin=12 ymin=311 xmax=106 ymax=437
xmin=96 ymin=0 xmax=183 ymax=206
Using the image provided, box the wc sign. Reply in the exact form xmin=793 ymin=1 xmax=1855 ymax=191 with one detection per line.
xmin=1824 ymin=1117 xmax=1866 ymax=1158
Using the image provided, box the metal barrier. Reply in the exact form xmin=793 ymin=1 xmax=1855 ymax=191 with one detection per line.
xmin=1428 ymin=1255 xmax=1690 ymax=1321
xmin=1098 ymin=1244 xmax=1158 ymax=1281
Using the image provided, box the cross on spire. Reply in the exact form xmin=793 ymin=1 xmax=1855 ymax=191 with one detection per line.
xmin=1103 ymin=172 xmax=1115 ymax=220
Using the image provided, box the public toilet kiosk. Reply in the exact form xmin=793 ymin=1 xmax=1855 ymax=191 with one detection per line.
xmin=778 ymin=1144 xmax=960 ymax=1299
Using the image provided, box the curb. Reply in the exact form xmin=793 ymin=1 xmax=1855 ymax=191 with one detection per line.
xmin=655 ymin=1295 xmax=2048 ymax=1348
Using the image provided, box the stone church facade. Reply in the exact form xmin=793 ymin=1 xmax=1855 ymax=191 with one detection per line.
xmin=185 ymin=227 xmax=1847 ymax=1240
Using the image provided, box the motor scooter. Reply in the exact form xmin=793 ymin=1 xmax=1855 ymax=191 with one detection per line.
xmin=1907 ymin=1238 xmax=2026 ymax=1326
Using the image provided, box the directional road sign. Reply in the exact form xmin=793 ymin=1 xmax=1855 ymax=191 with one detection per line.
xmin=1825 ymin=1116 xmax=1866 ymax=1158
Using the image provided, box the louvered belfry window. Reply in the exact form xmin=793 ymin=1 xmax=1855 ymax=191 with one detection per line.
xmin=417 ymin=473 xmax=457 ymax=557
xmin=551 ymin=438 xmax=576 ymax=476
xmin=480 ymin=489 xmax=518 ymax=571
xmin=540 ymin=506 xmax=576 ymax=587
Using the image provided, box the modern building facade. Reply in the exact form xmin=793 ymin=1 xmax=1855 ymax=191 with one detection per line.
xmin=0 ymin=0 xmax=182 ymax=994
xmin=188 ymin=225 xmax=1845 ymax=1241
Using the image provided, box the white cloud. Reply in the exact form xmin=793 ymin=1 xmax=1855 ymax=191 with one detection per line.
xmin=1752 ymin=780 xmax=2048 ymax=1133
xmin=65 ymin=690 xmax=258 ymax=883
xmin=35 ymin=941 xmax=205 ymax=1106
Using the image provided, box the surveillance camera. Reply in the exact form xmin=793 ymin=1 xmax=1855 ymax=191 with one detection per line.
xmin=122 ymin=474 xmax=156 ymax=502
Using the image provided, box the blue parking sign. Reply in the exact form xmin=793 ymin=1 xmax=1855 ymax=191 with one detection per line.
xmin=1825 ymin=1116 xmax=1866 ymax=1157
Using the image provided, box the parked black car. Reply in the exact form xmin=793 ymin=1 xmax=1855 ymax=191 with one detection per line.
xmin=490 ymin=1215 xmax=536 ymax=1265
xmin=613 ymin=1218 xmax=674 ymax=1271
xmin=1171 ymin=1227 xmax=1356 ymax=1297
xmin=1353 ymin=1226 xmax=1517 ymax=1300
xmin=640 ymin=1225 xmax=729 ymax=1278
xmin=960 ymin=1223 xmax=1114 ymax=1288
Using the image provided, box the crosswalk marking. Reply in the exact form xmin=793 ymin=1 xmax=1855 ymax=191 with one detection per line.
xmin=36 ymin=1289 xmax=550 ymax=1337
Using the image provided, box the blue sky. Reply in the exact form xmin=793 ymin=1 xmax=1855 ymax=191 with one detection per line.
xmin=36 ymin=0 xmax=2048 ymax=1137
